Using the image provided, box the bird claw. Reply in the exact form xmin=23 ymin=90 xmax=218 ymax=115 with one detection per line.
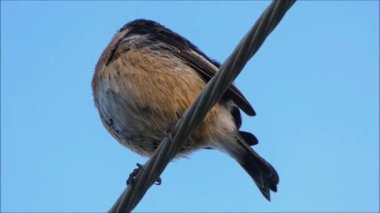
xmin=154 ymin=177 xmax=162 ymax=185
xmin=126 ymin=163 xmax=162 ymax=186
xmin=126 ymin=163 xmax=143 ymax=185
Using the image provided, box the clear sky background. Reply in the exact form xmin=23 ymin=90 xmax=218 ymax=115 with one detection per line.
xmin=1 ymin=1 xmax=379 ymax=212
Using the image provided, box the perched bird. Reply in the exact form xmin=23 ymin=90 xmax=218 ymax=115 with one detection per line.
xmin=92 ymin=19 xmax=279 ymax=200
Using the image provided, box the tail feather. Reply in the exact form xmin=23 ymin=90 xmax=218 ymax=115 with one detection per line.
xmin=238 ymin=144 xmax=279 ymax=200
xmin=221 ymin=133 xmax=279 ymax=201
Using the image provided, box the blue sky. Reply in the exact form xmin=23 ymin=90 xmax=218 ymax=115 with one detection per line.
xmin=1 ymin=1 xmax=379 ymax=212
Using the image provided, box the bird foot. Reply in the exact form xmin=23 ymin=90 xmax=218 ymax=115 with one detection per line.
xmin=126 ymin=163 xmax=162 ymax=185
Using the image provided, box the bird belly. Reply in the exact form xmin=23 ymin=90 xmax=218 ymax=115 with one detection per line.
xmin=94 ymin=50 xmax=232 ymax=157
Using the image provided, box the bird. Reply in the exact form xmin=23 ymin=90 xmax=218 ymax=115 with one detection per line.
xmin=92 ymin=19 xmax=279 ymax=201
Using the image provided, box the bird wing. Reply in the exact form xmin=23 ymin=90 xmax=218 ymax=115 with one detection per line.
xmin=171 ymin=48 xmax=256 ymax=116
